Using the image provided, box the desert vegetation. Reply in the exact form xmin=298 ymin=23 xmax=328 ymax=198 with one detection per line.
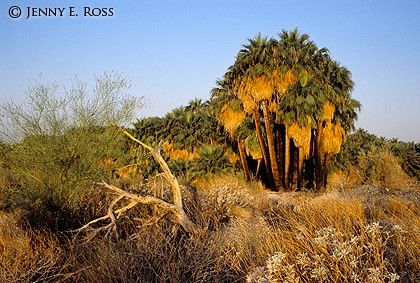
xmin=0 ymin=29 xmax=419 ymax=282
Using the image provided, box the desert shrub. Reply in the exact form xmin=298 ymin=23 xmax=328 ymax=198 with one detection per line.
xmin=196 ymin=175 xmax=264 ymax=225
xmin=390 ymin=141 xmax=420 ymax=180
xmin=1 ymin=128 xmax=125 ymax=230
xmin=358 ymin=146 xmax=413 ymax=190
xmin=247 ymin=223 xmax=403 ymax=283
xmin=0 ymin=72 xmax=144 ymax=230
xmin=331 ymin=129 xmax=419 ymax=187
xmin=332 ymin=143 xmax=414 ymax=191
xmin=246 ymin=190 xmax=420 ymax=283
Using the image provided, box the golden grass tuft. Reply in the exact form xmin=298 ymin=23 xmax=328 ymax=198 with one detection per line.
xmin=0 ymin=211 xmax=69 ymax=282
xmin=327 ymin=168 xmax=364 ymax=191
xmin=217 ymin=216 xmax=273 ymax=274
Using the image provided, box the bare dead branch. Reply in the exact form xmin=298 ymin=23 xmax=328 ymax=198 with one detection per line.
xmin=73 ymin=126 xmax=197 ymax=237
xmin=105 ymin=195 xmax=123 ymax=239
xmin=117 ymin=127 xmax=183 ymax=207
xmin=71 ymin=197 xmax=137 ymax=236
xmin=134 ymin=211 xmax=169 ymax=228
xmin=98 ymin=181 xmax=196 ymax=232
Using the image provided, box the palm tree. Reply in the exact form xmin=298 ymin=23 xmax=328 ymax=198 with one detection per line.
xmin=185 ymin=97 xmax=206 ymax=113
xmin=311 ymin=54 xmax=360 ymax=188
xmin=210 ymin=28 xmax=361 ymax=191
xmin=230 ymin=34 xmax=280 ymax=189
xmin=275 ymin=28 xmax=318 ymax=189
xmin=278 ymin=84 xmax=318 ymax=189
xmin=236 ymin=116 xmax=264 ymax=179
xmin=211 ymin=77 xmax=251 ymax=181
xmin=187 ymin=145 xmax=233 ymax=181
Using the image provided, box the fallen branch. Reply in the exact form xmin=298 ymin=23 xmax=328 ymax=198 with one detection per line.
xmin=72 ymin=126 xmax=197 ymax=237
xmin=118 ymin=127 xmax=184 ymax=207
xmin=99 ymin=181 xmax=196 ymax=232
xmin=71 ymin=196 xmax=137 ymax=237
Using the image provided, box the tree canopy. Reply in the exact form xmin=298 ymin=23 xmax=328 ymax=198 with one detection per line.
xmin=211 ymin=28 xmax=361 ymax=190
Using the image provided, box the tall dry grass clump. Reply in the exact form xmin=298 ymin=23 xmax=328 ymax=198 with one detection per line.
xmin=67 ymin=224 xmax=233 ymax=283
xmin=0 ymin=211 xmax=72 ymax=282
xmin=194 ymin=176 xmax=275 ymax=275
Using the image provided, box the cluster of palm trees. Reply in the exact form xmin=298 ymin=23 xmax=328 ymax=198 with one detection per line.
xmin=133 ymin=98 xmax=235 ymax=180
xmin=211 ymin=28 xmax=361 ymax=191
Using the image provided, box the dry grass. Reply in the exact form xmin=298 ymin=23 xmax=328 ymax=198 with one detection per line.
xmin=247 ymin=189 xmax=419 ymax=282
xmin=326 ymin=168 xmax=363 ymax=191
xmin=1 ymin=175 xmax=419 ymax=282
xmin=0 ymin=211 xmax=73 ymax=282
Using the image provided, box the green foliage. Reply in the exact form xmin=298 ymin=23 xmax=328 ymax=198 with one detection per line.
xmin=133 ymin=98 xmax=234 ymax=181
xmin=331 ymin=129 xmax=419 ymax=186
xmin=1 ymin=126 xmax=130 ymax=228
xmin=331 ymin=129 xmax=384 ymax=172
xmin=390 ymin=140 xmax=420 ymax=179
xmin=187 ymin=145 xmax=234 ymax=181
xmin=0 ymin=72 xmax=144 ymax=228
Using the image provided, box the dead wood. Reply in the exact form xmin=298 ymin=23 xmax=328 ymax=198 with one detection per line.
xmin=72 ymin=126 xmax=197 ymax=238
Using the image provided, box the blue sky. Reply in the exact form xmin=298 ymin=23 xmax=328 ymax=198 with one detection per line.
xmin=1 ymin=1 xmax=419 ymax=142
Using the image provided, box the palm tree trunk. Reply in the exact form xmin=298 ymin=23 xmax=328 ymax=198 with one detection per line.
xmin=315 ymin=122 xmax=323 ymax=190
xmin=284 ymin=128 xmax=290 ymax=190
xmin=322 ymin=153 xmax=333 ymax=188
xmin=306 ymin=130 xmax=316 ymax=189
xmin=298 ymin=147 xmax=305 ymax=190
xmin=255 ymin=159 xmax=262 ymax=178
xmin=276 ymin=123 xmax=285 ymax=187
xmin=253 ymin=107 xmax=275 ymax=189
xmin=262 ymin=100 xmax=282 ymax=190
xmin=291 ymin=143 xmax=299 ymax=190
xmin=237 ymin=139 xmax=251 ymax=181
